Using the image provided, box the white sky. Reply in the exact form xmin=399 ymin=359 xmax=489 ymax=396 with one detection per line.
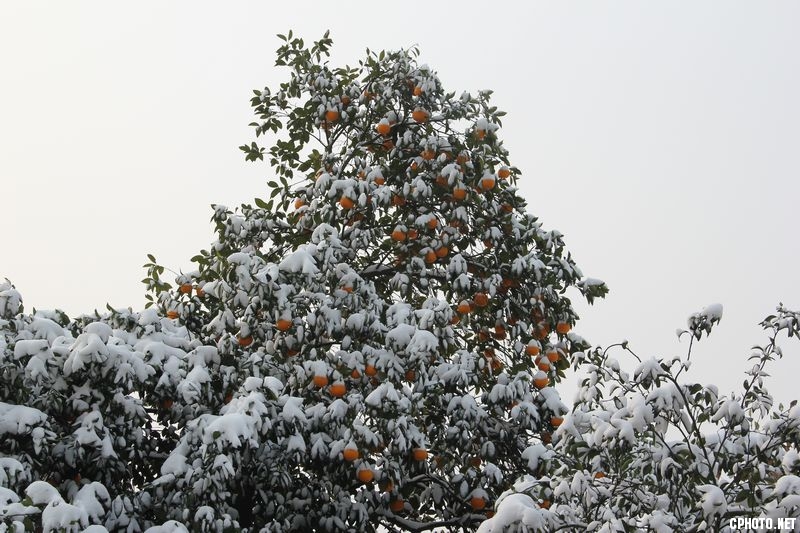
xmin=3 ymin=2 xmax=799 ymax=405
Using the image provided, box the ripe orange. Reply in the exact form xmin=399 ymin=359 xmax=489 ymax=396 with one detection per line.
xmin=294 ymin=198 xmax=305 ymax=209
xmin=356 ymin=467 xmax=374 ymax=483
xmin=541 ymin=500 xmax=551 ymax=509
xmin=376 ymin=122 xmax=392 ymax=136
xmin=313 ymin=375 xmax=329 ymax=388
xmin=392 ymin=195 xmax=406 ymax=206
xmin=494 ymin=325 xmax=507 ymax=340
xmin=405 ymin=369 xmax=416 ymax=381
xmin=339 ymin=197 xmax=355 ymax=210
xmin=412 ymin=448 xmax=428 ymax=461
xmin=391 ymin=229 xmax=407 ymax=242
xmin=525 ymin=343 xmax=540 ymax=356
xmin=412 ymin=108 xmax=429 ymax=123
xmin=556 ymin=322 xmax=572 ymax=335
xmin=456 ymin=153 xmax=469 ymax=165
xmin=435 ymin=175 xmax=448 ymax=187
xmin=421 ymin=148 xmax=436 ymax=160
xmin=413 ymin=85 xmax=423 ymax=96
xmin=238 ymin=336 xmax=253 ymax=347
xmin=550 ymin=416 xmax=564 ymax=427
xmin=536 ymin=357 xmax=551 ymax=372
xmin=389 ymin=498 xmax=405 ymax=512
xmin=450 ymin=315 xmax=461 ymax=325
xmin=480 ymin=176 xmax=496 ymax=191
xmin=426 ymin=218 xmax=438 ymax=229
xmin=342 ymin=447 xmax=359 ymax=461
xmin=195 ymin=286 xmax=205 ymax=298
xmin=475 ymin=129 xmax=487 ymax=140
xmin=497 ymin=167 xmax=511 ymax=179
xmin=435 ymin=246 xmax=449 ymax=258
xmin=457 ymin=301 xmax=471 ymax=314
xmin=541 ymin=432 xmax=552 ymax=444
xmin=166 ymin=310 xmax=179 ymax=320
xmin=365 ymin=364 xmax=378 ymax=377
xmin=351 ymin=368 xmax=361 ymax=379
xmin=329 ymin=382 xmax=347 ymax=397
xmin=470 ymin=496 xmax=487 ymax=511
xmin=546 ymin=350 xmax=560 ymax=363
xmin=533 ymin=374 xmax=549 ymax=389
xmin=473 ymin=292 xmax=489 ymax=308
xmin=374 ymin=176 xmax=385 ymax=186
xmin=452 ymin=187 xmax=467 ymax=201
xmin=594 ymin=472 xmax=606 ymax=479
xmin=424 ymin=250 xmax=437 ymax=264
xmin=179 ymin=283 xmax=192 ymax=294
xmin=325 ymin=109 xmax=339 ymax=123
xmin=407 ymin=228 xmax=419 ymax=240
xmin=341 ymin=95 xmax=351 ymax=107
xmin=276 ymin=319 xmax=292 ymax=331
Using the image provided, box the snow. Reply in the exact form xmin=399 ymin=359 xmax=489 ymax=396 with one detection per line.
xmin=278 ymin=246 xmax=319 ymax=275
xmin=476 ymin=493 xmax=550 ymax=532
xmin=0 ymin=403 xmax=47 ymax=436
xmin=42 ymin=500 xmax=88 ymax=531
xmin=143 ymin=521 xmax=190 ymax=533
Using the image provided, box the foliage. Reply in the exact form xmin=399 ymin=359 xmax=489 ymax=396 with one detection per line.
xmin=0 ymin=32 xmax=605 ymax=532
xmin=478 ymin=304 xmax=800 ymax=532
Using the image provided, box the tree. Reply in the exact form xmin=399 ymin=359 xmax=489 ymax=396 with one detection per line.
xmin=0 ymin=32 xmax=606 ymax=531
xmin=477 ymin=304 xmax=800 ymax=532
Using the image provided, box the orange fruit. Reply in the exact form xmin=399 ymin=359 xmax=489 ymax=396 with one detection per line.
xmin=594 ymin=472 xmax=606 ymax=479
xmin=457 ymin=301 xmax=471 ymax=314
xmin=556 ymin=322 xmax=571 ymax=334
xmin=329 ymin=382 xmax=347 ymax=397
xmin=374 ymin=176 xmax=385 ymax=186
xmin=405 ymin=369 xmax=416 ymax=382
xmin=533 ymin=374 xmax=549 ymax=389
xmin=376 ymin=122 xmax=392 ymax=136
xmin=435 ymin=175 xmax=448 ymax=187
xmin=339 ymin=197 xmax=355 ymax=210
xmin=424 ymin=250 xmax=437 ymax=264
xmin=450 ymin=315 xmax=461 ymax=325
xmin=536 ymin=357 xmax=551 ymax=372
xmin=541 ymin=500 xmax=551 ymax=509
xmin=475 ymin=128 xmax=486 ymax=140
xmin=480 ymin=176 xmax=496 ymax=191
xmin=195 ymin=287 xmax=205 ymax=298
xmin=470 ymin=497 xmax=487 ymax=511
xmin=426 ymin=218 xmax=438 ymax=229
xmin=412 ymin=108 xmax=429 ymax=123
xmin=276 ymin=319 xmax=292 ymax=331
xmin=525 ymin=343 xmax=540 ymax=356
xmin=541 ymin=432 xmax=552 ymax=444
xmin=294 ymin=198 xmax=305 ymax=209
xmin=357 ymin=468 xmax=374 ymax=483
xmin=550 ymin=416 xmax=564 ymax=427
xmin=365 ymin=364 xmax=378 ymax=377
xmin=381 ymin=479 xmax=395 ymax=493
xmin=413 ymin=86 xmax=423 ymax=96
xmin=325 ymin=109 xmax=339 ymax=123
xmin=452 ymin=187 xmax=467 ymax=201
xmin=498 ymin=167 xmax=511 ymax=179
xmin=421 ymin=149 xmax=436 ymax=160
xmin=391 ymin=229 xmax=407 ymax=242
xmin=389 ymin=498 xmax=405 ymax=512
xmin=351 ymin=368 xmax=361 ymax=379
xmin=341 ymin=95 xmax=351 ymax=107
xmin=179 ymin=283 xmax=192 ymax=294
xmin=342 ymin=447 xmax=359 ymax=462
xmin=166 ymin=310 xmax=179 ymax=319
xmin=392 ymin=195 xmax=406 ymax=206
xmin=435 ymin=246 xmax=449 ymax=258
xmin=412 ymin=448 xmax=428 ymax=461
xmin=238 ymin=336 xmax=253 ymax=347
xmin=313 ymin=375 xmax=329 ymax=388
xmin=473 ymin=292 xmax=489 ymax=308
xmin=456 ymin=153 xmax=469 ymax=165
xmin=407 ymin=228 xmax=418 ymax=240
xmin=494 ymin=325 xmax=507 ymax=340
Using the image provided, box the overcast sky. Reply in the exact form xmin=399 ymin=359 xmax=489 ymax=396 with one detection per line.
xmin=3 ymin=1 xmax=799 ymax=404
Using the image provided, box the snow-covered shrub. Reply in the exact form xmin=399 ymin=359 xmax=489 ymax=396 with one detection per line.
xmin=478 ymin=304 xmax=800 ymax=532
xmin=0 ymin=31 xmax=605 ymax=532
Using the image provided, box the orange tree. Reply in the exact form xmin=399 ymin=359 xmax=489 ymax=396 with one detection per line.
xmin=0 ymin=32 xmax=605 ymax=532
xmin=142 ymin=32 xmax=605 ymax=532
